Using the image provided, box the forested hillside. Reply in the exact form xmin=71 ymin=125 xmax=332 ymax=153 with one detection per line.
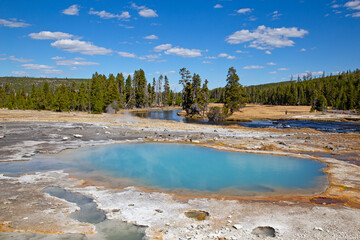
xmin=0 ymin=77 xmax=88 ymax=92
xmin=0 ymin=70 xmax=181 ymax=113
xmin=246 ymin=69 xmax=360 ymax=111
xmin=1 ymin=69 xmax=359 ymax=113
xmin=211 ymin=69 xmax=360 ymax=111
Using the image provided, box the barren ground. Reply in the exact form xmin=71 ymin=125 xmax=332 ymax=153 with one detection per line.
xmin=0 ymin=108 xmax=359 ymax=239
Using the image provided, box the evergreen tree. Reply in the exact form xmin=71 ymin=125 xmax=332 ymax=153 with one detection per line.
xmin=224 ymin=67 xmax=246 ymax=114
xmin=90 ymin=72 xmax=104 ymax=113
xmin=134 ymin=69 xmax=147 ymax=108
xmin=163 ymin=75 xmax=170 ymax=106
xmin=116 ymin=73 xmax=125 ymax=108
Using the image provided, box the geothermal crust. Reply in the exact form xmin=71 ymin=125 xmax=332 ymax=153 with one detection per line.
xmin=0 ymin=109 xmax=360 ymax=239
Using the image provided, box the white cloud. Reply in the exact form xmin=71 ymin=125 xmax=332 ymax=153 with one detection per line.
xmin=204 ymin=56 xmax=217 ymax=59
xmin=51 ymin=56 xmax=65 ymax=60
xmin=144 ymin=34 xmax=158 ymax=40
xmin=345 ymin=0 xmax=360 ymax=10
xmin=271 ymin=10 xmax=282 ymax=20
xmin=218 ymin=53 xmax=236 ymax=59
xmin=119 ymin=24 xmax=134 ymax=29
xmin=237 ymin=8 xmax=253 ymax=14
xmin=270 ymin=71 xmax=277 ymax=74
xmin=56 ymin=59 xmax=99 ymax=66
xmin=155 ymin=71 xmax=175 ymax=75
xmin=265 ymin=50 xmax=272 ymax=55
xmin=294 ymin=71 xmax=324 ymax=78
xmin=139 ymin=9 xmax=158 ymax=17
xmin=51 ymin=39 xmax=112 ymax=55
xmin=243 ymin=65 xmax=264 ymax=70
xmin=29 ymin=31 xmax=75 ymax=40
xmin=22 ymin=64 xmax=63 ymax=74
xmin=278 ymin=68 xmax=289 ymax=71
xmin=203 ymin=61 xmax=212 ymax=64
xmin=0 ymin=58 xmax=6 ymax=61
xmin=118 ymin=51 xmax=137 ymax=58
xmin=62 ymin=5 xmax=80 ymax=16
xmin=132 ymin=3 xmax=158 ymax=17
xmin=9 ymin=56 xmax=32 ymax=63
xmin=300 ymin=48 xmax=307 ymax=51
xmin=236 ymin=50 xmax=248 ymax=53
xmin=267 ymin=62 xmax=276 ymax=65
xmin=226 ymin=25 xmax=308 ymax=50
xmin=88 ymin=8 xmax=130 ymax=19
xmin=331 ymin=4 xmax=341 ymax=8
xmin=154 ymin=44 xmax=172 ymax=52
xmin=154 ymin=43 xmax=201 ymax=58
xmin=0 ymin=18 xmax=30 ymax=28
xmin=12 ymin=71 xmax=30 ymax=76
xmin=164 ymin=47 xmax=202 ymax=58
xmin=214 ymin=4 xmax=223 ymax=9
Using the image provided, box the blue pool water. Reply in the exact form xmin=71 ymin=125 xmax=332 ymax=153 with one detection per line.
xmin=62 ymin=143 xmax=326 ymax=195
xmin=132 ymin=110 xmax=360 ymax=133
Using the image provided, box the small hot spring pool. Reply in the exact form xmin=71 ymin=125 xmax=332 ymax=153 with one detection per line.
xmin=55 ymin=143 xmax=327 ymax=196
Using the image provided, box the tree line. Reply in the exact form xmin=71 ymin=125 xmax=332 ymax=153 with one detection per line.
xmin=0 ymin=69 xmax=181 ymax=113
xmin=210 ymin=69 xmax=360 ymax=111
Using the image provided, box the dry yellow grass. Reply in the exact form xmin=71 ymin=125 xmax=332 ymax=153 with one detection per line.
xmin=227 ymin=104 xmax=313 ymax=121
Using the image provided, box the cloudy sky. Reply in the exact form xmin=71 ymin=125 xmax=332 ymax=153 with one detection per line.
xmin=0 ymin=0 xmax=359 ymax=89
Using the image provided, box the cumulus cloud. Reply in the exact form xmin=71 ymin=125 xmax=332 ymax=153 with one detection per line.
xmin=56 ymin=58 xmax=99 ymax=66
xmin=265 ymin=50 xmax=272 ymax=55
xmin=203 ymin=61 xmax=212 ymax=64
xmin=218 ymin=53 xmax=236 ymax=59
xmin=226 ymin=25 xmax=308 ymax=50
xmin=9 ymin=56 xmax=32 ymax=63
xmin=51 ymin=39 xmax=112 ymax=55
xmin=62 ymin=4 xmax=80 ymax=16
xmin=29 ymin=31 xmax=75 ymax=40
xmin=300 ymin=48 xmax=307 ymax=51
xmin=0 ymin=18 xmax=30 ymax=27
xmin=237 ymin=8 xmax=253 ymax=14
xmin=267 ymin=62 xmax=276 ymax=65
xmin=88 ymin=8 xmax=130 ymax=19
xmin=118 ymin=51 xmax=137 ymax=58
xmin=144 ymin=34 xmax=158 ymax=40
xmin=214 ymin=4 xmax=223 ymax=9
xmin=154 ymin=44 xmax=172 ymax=52
xmin=236 ymin=50 xmax=248 ymax=53
xmin=243 ymin=65 xmax=264 ymax=70
xmin=164 ymin=47 xmax=202 ymax=58
xmin=22 ymin=64 xmax=63 ymax=74
xmin=132 ymin=3 xmax=158 ymax=17
xmin=270 ymin=71 xmax=277 ymax=74
xmin=278 ymin=68 xmax=289 ymax=71
xmin=154 ymin=44 xmax=201 ymax=57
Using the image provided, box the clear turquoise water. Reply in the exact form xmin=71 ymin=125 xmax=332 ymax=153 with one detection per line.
xmin=65 ymin=143 xmax=327 ymax=195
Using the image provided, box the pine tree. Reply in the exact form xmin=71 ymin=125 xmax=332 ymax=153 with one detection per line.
xmin=134 ymin=69 xmax=147 ymax=108
xmin=125 ymin=75 xmax=135 ymax=108
xmin=90 ymin=72 xmax=104 ymax=113
xmin=163 ymin=75 xmax=170 ymax=106
xmin=116 ymin=73 xmax=125 ymax=108
xmin=224 ymin=67 xmax=246 ymax=114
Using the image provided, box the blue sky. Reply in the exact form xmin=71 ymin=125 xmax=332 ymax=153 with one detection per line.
xmin=0 ymin=0 xmax=359 ymax=89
